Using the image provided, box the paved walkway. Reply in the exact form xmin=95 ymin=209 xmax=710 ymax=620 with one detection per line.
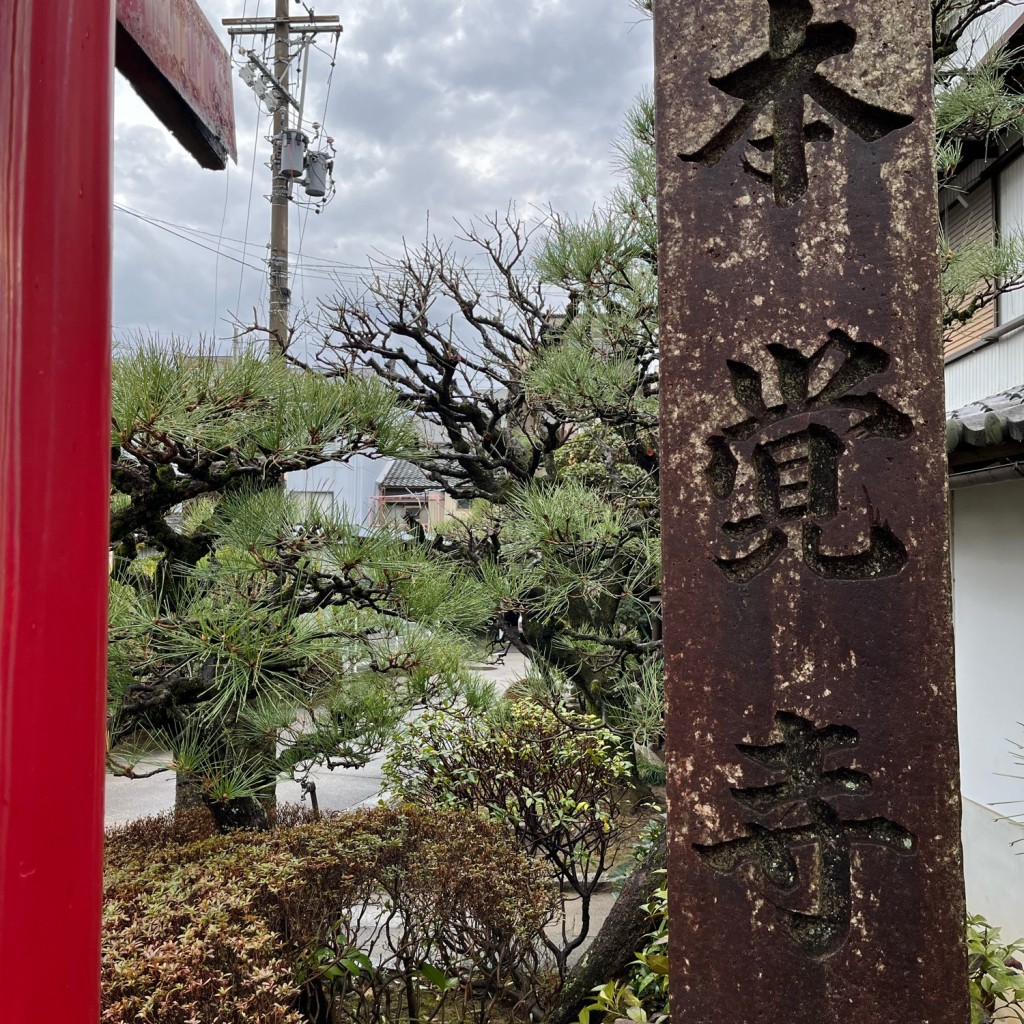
xmin=104 ymin=651 xmax=531 ymax=827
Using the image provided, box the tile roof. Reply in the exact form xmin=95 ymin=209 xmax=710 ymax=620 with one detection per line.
xmin=377 ymin=459 xmax=435 ymax=490
xmin=946 ymin=385 xmax=1024 ymax=456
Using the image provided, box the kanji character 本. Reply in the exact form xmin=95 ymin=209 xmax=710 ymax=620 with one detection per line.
xmin=695 ymin=711 xmax=916 ymax=958
xmin=679 ymin=0 xmax=915 ymax=206
xmin=705 ymin=328 xmax=913 ymax=584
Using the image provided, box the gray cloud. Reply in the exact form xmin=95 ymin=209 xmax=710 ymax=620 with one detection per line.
xmin=113 ymin=0 xmax=652 ymax=343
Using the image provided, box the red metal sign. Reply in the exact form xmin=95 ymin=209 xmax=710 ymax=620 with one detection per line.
xmin=116 ymin=0 xmax=237 ymax=168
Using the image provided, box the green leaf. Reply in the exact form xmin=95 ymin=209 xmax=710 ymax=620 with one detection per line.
xmin=420 ymin=963 xmax=459 ymax=991
xmin=641 ymin=953 xmax=669 ymax=976
xmin=348 ymin=951 xmax=373 ymax=973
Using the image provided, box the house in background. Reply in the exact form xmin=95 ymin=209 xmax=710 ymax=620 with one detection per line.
xmin=284 ymin=390 xmax=471 ymax=530
xmin=281 ymin=366 xmax=392 ymax=525
xmin=941 ymin=8 xmax=1024 ymax=933
xmin=370 ymin=459 xmax=472 ymax=535
xmin=945 ymin=390 xmax=1024 ymax=931
xmin=286 ymin=454 xmax=473 ymax=534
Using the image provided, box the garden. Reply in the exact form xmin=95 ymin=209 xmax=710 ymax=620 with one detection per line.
xmin=95 ymin=2 xmax=1024 ymax=1023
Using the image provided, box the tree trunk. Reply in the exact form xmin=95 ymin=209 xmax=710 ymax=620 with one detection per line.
xmin=175 ymin=772 xmax=205 ymax=810
xmin=176 ymin=768 xmax=275 ymax=829
xmin=544 ymin=832 xmax=666 ymax=1024
xmin=177 ymin=732 xmax=278 ymax=832
xmin=205 ymin=794 xmax=270 ymax=832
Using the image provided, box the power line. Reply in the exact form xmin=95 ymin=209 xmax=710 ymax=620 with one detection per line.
xmin=114 ymin=201 xmax=512 ymax=276
xmin=114 ymin=203 xmax=266 ymax=274
xmin=212 ymin=140 xmax=232 ymax=337
xmin=237 ymin=90 xmax=266 ymax=312
xmin=114 ymin=202 xmax=372 ymax=286
xmin=115 ymin=201 xmax=535 ymax=303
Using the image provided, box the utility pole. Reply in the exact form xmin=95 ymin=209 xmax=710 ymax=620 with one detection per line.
xmin=224 ymin=4 xmax=342 ymax=358
xmin=270 ymin=0 xmax=291 ymax=356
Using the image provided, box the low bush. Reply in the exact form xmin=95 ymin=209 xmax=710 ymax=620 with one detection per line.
xmin=102 ymin=805 xmax=555 ymax=1024
xmin=968 ymin=913 xmax=1024 ymax=1023
xmin=383 ymin=700 xmax=636 ymax=975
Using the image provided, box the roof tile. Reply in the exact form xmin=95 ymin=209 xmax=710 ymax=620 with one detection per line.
xmin=377 ymin=460 xmax=434 ymax=490
xmin=946 ymin=385 xmax=1024 ymax=454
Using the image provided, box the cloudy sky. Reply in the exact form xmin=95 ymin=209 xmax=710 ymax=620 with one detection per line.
xmin=112 ymin=0 xmax=653 ymax=347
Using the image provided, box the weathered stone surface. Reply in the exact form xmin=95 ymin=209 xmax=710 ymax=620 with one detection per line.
xmin=655 ymin=2 xmax=968 ymax=1021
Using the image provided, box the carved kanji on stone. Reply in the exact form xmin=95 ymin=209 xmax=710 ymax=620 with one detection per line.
xmin=658 ymin=0 xmax=968 ymax=1016
xmin=695 ymin=712 xmax=916 ymax=958
xmin=678 ymin=0 xmax=914 ymax=206
xmin=705 ymin=328 xmax=913 ymax=583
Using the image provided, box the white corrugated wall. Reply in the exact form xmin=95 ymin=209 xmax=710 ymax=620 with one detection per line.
xmin=955 ymin=4 xmax=1023 ymax=62
xmin=286 ymin=453 xmax=380 ymax=524
xmin=999 ymin=154 xmax=1024 ymax=324
xmin=945 ymin=334 xmax=1024 ymax=410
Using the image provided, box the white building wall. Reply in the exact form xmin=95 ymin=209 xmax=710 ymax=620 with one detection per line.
xmin=1000 ymin=155 xmax=1024 ymax=320
xmin=952 ymin=477 xmax=1024 ymax=931
xmin=955 ymin=5 xmax=1023 ymax=62
xmin=286 ymin=453 xmax=380 ymax=524
xmin=962 ymin=800 xmax=1024 ymax=932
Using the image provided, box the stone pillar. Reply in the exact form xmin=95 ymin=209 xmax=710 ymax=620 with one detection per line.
xmin=655 ymin=2 xmax=968 ymax=1021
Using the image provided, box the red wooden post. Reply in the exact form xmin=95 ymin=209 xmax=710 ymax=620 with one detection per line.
xmin=0 ymin=2 xmax=115 ymax=1021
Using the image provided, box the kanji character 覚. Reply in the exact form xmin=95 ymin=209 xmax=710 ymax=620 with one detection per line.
xmin=705 ymin=328 xmax=912 ymax=583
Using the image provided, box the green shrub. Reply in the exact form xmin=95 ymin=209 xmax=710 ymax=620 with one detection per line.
xmin=968 ymin=913 xmax=1024 ymax=1023
xmin=573 ymin=872 xmax=667 ymax=1024
xmin=628 ymin=878 xmax=668 ymax=1019
xmin=383 ymin=700 xmax=635 ymax=975
xmin=103 ymin=806 xmax=555 ymax=1024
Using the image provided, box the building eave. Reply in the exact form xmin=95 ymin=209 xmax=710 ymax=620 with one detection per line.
xmin=946 ymin=384 xmax=1024 ymax=472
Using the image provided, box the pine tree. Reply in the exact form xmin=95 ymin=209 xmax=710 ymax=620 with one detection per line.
xmin=320 ymin=141 xmax=663 ymax=773
xmin=935 ymin=1 xmax=1024 ymax=333
xmin=107 ymin=344 xmax=493 ymax=829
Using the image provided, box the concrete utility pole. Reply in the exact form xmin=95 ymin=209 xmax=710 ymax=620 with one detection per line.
xmin=270 ymin=0 xmax=291 ymax=356
xmin=224 ymin=4 xmax=342 ymax=357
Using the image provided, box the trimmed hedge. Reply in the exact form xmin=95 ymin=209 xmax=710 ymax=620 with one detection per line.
xmin=103 ymin=805 xmax=555 ymax=1024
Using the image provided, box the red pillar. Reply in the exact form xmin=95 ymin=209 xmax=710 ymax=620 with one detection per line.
xmin=0 ymin=2 xmax=114 ymax=1022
